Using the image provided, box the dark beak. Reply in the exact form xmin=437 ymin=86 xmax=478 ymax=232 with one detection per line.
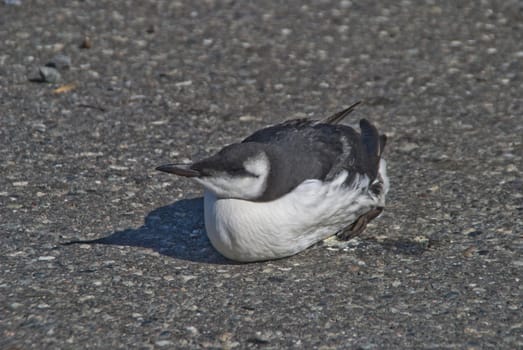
xmin=155 ymin=164 xmax=200 ymax=177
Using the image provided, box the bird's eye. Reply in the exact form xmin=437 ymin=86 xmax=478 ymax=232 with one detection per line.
xmin=228 ymin=167 xmax=260 ymax=177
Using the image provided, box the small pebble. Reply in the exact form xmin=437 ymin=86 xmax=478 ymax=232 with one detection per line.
xmin=392 ymin=280 xmax=401 ymax=287
xmin=249 ymin=331 xmax=272 ymax=344
xmin=32 ymin=123 xmax=46 ymax=132
xmin=78 ymin=295 xmax=96 ymax=303
xmin=151 ymin=120 xmax=168 ymax=125
xmin=186 ymin=326 xmax=199 ymax=336
xmin=38 ymin=256 xmax=56 ymax=261
xmin=506 ymin=164 xmax=518 ymax=172
xmin=80 ymin=36 xmax=92 ymax=49
xmin=38 ymin=66 xmax=61 ymax=83
xmin=146 ymin=25 xmax=155 ymax=34
xmin=239 ymin=115 xmax=256 ymax=122
xmin=46 ymin=54 xmax=71 ymax=70
xmin=175 ymin=80 xmax=192 ymax=87
xmin=10 ymin=302 xmax=23 ymax=309
xmin=463 ymin=246 xmax=477 ymax=258
xmin=413 ymin=235 xmax=430 ymax=247
xmin=398 ymin=142 xmax=418 ymax=153
xmin=467 ymin=230 xmax=482 ymax=238
xmin=181 ymin=275 xmax=196 ymax=283
xmin=155 ymin=340 xmax=173 ymax=347
xmin=340 ymin=0 xmax=352 ymax=8
xmin=109 ymin=165 xmax=129 ymax=171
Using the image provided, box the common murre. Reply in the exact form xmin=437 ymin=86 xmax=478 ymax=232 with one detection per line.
xmin=157 ymin=102 xmax=389 ymax=262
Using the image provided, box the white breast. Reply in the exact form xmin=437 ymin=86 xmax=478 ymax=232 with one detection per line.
xmin=203 ymin=160 xmax=389 ymax=262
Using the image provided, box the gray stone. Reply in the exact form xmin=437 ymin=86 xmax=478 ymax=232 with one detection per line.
xmin=46 ymin=54 xmax=71 ymax=70
xmin=38 ymin=66 xmax=61 ymax=83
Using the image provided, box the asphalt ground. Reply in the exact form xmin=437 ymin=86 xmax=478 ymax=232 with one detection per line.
xmin=1 ymin=1 xmax=522 ymax=349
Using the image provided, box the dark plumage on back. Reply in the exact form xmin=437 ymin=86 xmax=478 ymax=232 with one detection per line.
xmin=241 ymin=104 xmax=386 ymax=201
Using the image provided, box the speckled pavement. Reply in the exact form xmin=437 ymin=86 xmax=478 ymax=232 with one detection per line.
xmin=1 ymin=1 xmax=522 ymax=349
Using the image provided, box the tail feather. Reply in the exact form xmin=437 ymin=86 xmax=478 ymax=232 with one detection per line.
xmin=322 ymin=101 xmax=361 ymax=125
xmin=379 ymin=134 xmax=387 ymax=156
xmin=360 ymin=119 xmax=379 ymax=157
xmin=359 ymin=119 xmax=386 ymax=180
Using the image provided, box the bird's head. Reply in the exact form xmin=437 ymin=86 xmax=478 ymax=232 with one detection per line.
xmin=156 ymin=143 xmax=271 ymax=200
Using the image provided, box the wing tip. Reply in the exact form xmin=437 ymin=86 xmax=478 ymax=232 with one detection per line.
xmin=322 ymin=100 xmax=362 ymax=125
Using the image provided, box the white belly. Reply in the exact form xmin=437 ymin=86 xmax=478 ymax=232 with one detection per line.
xmin=204 ymin=161 xmax=389 ymax=262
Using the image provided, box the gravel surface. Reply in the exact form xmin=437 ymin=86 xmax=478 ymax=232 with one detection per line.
xmin=1 ymin=1 xmax=522 ymax=349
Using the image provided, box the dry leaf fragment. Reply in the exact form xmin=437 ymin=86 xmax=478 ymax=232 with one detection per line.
xmin=53 ymin=83 xmax=76 ymax=94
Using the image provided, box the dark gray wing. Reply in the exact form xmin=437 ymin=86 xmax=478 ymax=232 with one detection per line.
xmin=242 ymin=116 xmax=385 ymax=201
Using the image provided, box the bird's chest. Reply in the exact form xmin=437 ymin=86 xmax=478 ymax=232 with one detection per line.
xmin=201 ymin=174 xmax=373 ymax=261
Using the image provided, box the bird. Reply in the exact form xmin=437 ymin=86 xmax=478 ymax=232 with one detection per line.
xmin=156 ymin=101 xmax=389 ymax=262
